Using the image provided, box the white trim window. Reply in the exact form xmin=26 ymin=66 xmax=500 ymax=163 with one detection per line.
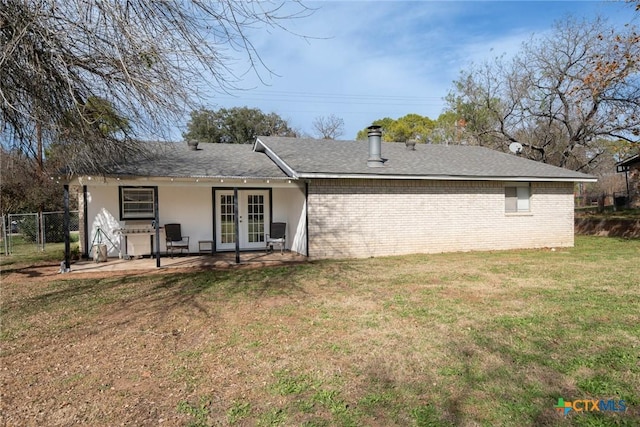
xmin=505 ymin=184 xmax=531 ymax=213
xmin=120 ymin=186 xmax=157 ymax=220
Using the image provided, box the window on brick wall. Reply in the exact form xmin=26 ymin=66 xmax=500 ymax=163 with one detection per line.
xmin=505 ymin=185 xmax=530 ymax=213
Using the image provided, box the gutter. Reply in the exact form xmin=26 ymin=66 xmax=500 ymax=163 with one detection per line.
xmin=295 ymin=173 xmax=597 ymax=183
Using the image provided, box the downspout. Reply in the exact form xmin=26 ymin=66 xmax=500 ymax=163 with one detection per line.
xmin=268 ymin=188 xmax=273 ymax=229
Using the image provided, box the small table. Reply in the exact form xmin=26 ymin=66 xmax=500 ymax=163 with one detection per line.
xmin=198 ymin=240 xmax=214 ymax=255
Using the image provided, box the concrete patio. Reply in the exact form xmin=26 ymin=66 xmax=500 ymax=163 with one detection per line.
xmin=69 ymin=251 xmax=307 ymax=274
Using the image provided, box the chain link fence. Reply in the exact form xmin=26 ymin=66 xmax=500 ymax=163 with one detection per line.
xmin=1 ymin=211 xmax=79 ymax=256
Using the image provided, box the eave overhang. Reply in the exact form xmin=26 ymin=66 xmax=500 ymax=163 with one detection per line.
xmin=616 ymin=154 xmax=640 ymax=173
xmin=70 ymin=174 xmax=297 ymax=186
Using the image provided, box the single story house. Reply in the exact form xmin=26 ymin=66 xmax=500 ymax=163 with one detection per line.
xmin=69 ymin=127 xmax=596 ymax=263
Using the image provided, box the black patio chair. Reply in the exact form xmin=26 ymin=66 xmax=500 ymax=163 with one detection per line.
xmin=165 ymin=223 xmax=189 ymax=257
xmin=265 ymin=222 xmax=286 ymax=254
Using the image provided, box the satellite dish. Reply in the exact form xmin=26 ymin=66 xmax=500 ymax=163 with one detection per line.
xmin=509 ymin=142 xmax=523 ymax=154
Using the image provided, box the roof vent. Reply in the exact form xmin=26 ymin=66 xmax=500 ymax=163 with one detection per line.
xmin=405 ymin=140 xmax=416 ymax=150
xmin=367 ymin=125 xmax=383 ymax=168
xmin=186 ymin=139 xmax=199 ymax=151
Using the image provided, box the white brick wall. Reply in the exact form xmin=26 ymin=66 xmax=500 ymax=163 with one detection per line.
xmin=307 ymin=179 xmax=574 ymax=259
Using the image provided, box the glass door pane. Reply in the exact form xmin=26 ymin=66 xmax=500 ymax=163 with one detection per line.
xmin=246 ymin=194 xmax=265 ymax=243
xmin=220 ymin=194 xmax=235 ymax=244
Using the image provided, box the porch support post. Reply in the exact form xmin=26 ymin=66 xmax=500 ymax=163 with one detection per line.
xmin=154 ymin=187 xmax=160 ymax=268
xmin=82 ymin=185 xmax=89 ymax=259
xmin=63 ymin=184 xmax=71 ymax=271
xmin=234 ymin=187 xmax=240 ymax=264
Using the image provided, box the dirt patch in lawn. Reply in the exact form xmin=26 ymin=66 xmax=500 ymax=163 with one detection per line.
xmin=1 ymin=265 xmax=277 ymax=426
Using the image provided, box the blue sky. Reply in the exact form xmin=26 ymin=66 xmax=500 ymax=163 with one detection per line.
xmin=185 ymin=1 xmax=637 ymax=140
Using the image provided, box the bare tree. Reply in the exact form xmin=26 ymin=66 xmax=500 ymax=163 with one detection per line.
xmin=312 ymin=114 xmax=345 ymax=140
xmin=0 ymin=0 xmax=312 ymax=174
xmin=446 ymin=16 xmax=640 ymax=172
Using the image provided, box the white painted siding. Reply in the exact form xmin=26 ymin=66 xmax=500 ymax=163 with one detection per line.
xmin=82 ymin=179 xmax=305 ymax=257
xmin=272 ymin=186 xmax=307 ymax=255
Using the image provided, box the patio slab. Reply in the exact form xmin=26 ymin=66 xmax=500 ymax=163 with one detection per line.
xmin=69 ymin=251 xmax=307 ymax=274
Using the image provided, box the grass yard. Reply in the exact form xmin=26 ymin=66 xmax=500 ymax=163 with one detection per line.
xmin=1 ymin=236 xmax=639 ymax=426
xmin=0 ymin=233 xmax=81 ymax=265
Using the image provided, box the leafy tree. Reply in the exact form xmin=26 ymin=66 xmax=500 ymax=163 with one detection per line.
xmin=183 ymin=107 xmax=297 ymax=144
xmin=356 ymin=114 xmax=434 ymax=142
xmin=445 ymin=16 xmax=639 ymax=171
xmin=0 ymin=0 xmax=311 ymax=173
xmin=356 ymin=117 xmax=395 ymax=140
xmin=312 ymin=114 xmax=345 ymax=139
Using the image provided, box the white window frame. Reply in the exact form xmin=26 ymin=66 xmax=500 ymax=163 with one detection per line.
xmin=505 ymin=183 xmax=531 ymax=213
xmin=119 ymin=186 xmax=157 ymax=220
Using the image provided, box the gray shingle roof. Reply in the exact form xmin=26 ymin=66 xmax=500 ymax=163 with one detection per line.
xmin=105 ymin=141 xmax=289 ymax=179
xmin=94 ymin=138 xmax=595 ymax=182
xmin=256 ymin=136 xmax=596 ymax=181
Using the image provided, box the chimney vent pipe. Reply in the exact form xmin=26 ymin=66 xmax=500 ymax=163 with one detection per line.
xmin=367 ymin=125 xmax=384 ymax=167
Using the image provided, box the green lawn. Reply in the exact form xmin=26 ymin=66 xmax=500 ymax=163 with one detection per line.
xmin=0 ymin=233 xmax=80 ymax=266
xmin=1 ymin=236 xmax=639 ymax=426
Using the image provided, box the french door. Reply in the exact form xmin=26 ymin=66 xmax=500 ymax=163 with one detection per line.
xmin=215 ymin=190 xmax=270 ymax=251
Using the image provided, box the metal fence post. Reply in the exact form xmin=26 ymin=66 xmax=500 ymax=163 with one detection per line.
xmin=38 ymin=211 xmax=43 ymax=251
xmin=1 ymin=215 xmax=7 ymax=256
xmin=42 ymin=211 xmax=47 ymax=250
xmin=8 ymin=213 xmax=15 ymax=254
